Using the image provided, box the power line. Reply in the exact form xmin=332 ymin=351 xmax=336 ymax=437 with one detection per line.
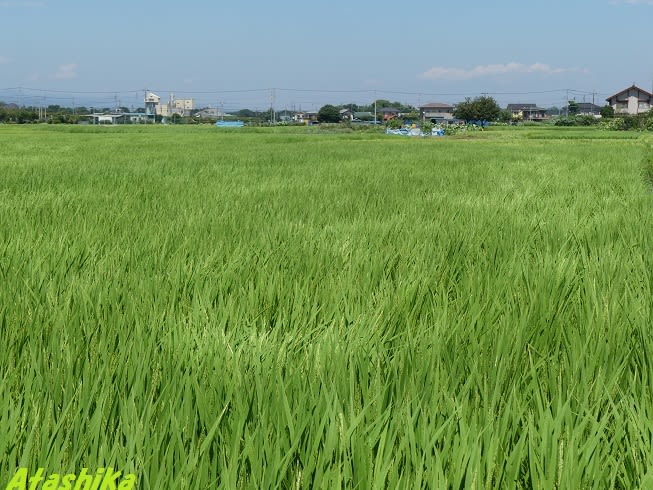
xmin=0 ymin=86 xmax=143 ymax=95
xmin=1 ymin=85 xmax=616 ymax=110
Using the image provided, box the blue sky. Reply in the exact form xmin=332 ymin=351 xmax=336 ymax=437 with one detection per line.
xmin=1 ymin=0 xmax=652 ymax=111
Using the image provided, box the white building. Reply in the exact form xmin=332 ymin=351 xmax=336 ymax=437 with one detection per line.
xmin=143 ymin=92 xmax=195 ymax=118
xmin=606 ymin=85 xmax=652 ymax=115
xmin=420 ymin=102 xmax=455 ymax=123
xmin=157 ymin=94 xmax=194 ymax=117
xmin=144 ymin=92 xmax=160 ymax=118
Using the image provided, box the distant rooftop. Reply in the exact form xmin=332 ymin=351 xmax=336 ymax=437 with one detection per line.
xmin=506 ymin=103 xmax=539 ymax=110
xmin=420 ymin=102 xmax=453 ymax=109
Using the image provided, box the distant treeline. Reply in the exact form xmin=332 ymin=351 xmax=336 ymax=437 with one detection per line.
xmin=0 ymin=102 xmax=101 ymax=123
xmin=0 ymin=99 xmax=419 ymax=124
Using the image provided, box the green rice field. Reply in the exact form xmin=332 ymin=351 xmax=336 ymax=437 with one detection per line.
xmin=1 ymin=124 xmax=653 ymax=488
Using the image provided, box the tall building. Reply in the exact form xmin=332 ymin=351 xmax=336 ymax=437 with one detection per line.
xmin=158 ymin=94 xmax=194 ymax=117
xmin=144 ymin=92 xmax=160 ymax=118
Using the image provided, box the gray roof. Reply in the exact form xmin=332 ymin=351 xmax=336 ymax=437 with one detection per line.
xmin=506 ymin=103 xmax=539 ymax=111
xmin=420 ymin=102 xmax=453 ymax=109
xmin=606 ymin=84 xmax=653 ymax=102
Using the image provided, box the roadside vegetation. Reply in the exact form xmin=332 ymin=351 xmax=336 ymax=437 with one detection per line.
xmin=553 ymin=110 xmax=653 ymax=131
xmin=1 ymin=125 xmax=653 ymax=488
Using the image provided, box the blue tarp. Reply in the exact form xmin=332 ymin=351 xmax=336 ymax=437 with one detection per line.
xmin=215 ymin=120 xmax=245 ymax=127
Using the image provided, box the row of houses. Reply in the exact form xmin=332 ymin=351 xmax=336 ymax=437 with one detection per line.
xmin=140 ymin=84 xmax=653 ymax=125
xmin=501 ymin=85 xmax=653 ymax=121
xmin=346 ymin=84 xmax=653 ymax=124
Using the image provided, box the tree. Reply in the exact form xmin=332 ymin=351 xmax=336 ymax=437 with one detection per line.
xmin=546 ymin=106 xmax=560 ymax=117
xmin=474 ymin=96 xmax=501 ymax=122
xmin=338 ymin=103 xmax=360 ymax=113
xmin=600 ymin=105 xmax=615 ymax=118
xmin=317 ymin=104 xmax=340 ymax=123
xmin=453 ymin=98 xmax=475 ymax=122
xmin=498 ymin=109 xmax=513 ymax=123
xmin=404 ymin=110 xmax=419 ymax=122
xmin=567 ymin=100 xmax=579 ymax=116
xmin=453 ymin=96 xmax=501 ymax=122
xmin=373 ymin=99 xmax=393 ymax=110
xmin=234 ymin=109 xmax=256 ymax=118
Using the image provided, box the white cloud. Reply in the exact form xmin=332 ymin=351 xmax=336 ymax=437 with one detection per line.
xmin=0 ymin=55 xmax=10 ymax=64
xmin=53 ymin=63 xmax=77 ymax=80
xmin=420 ymin=62 xmax=575 ymax=81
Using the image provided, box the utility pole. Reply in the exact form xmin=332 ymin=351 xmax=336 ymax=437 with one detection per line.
xmin=144 ymin=88 xmax=149 ymax=123
xmin=270 ymin=88 xmax=276 ymax=125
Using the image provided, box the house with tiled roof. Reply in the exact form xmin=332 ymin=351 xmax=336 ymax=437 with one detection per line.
xmin=576 ymin=102 xmax=602 ymax=116
xmin=506 ymin=103 xmax=548 ymax=121
xmin=379 ymin=107 xmax=400 ymax=121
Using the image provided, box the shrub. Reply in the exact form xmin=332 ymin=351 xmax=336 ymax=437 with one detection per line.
xmin=386 ymin=118 xmax=402 ymax=129
xmin=554 ymin=115 xmax=598 ymax=127
xmin=554 ymin=117 xmax=576 ymax=127
xmin=600 ymin=117 xmax=626 ymax=131
xmin=575 ymin=115 xmax=597 ymax=126
xmin=645 ymin=114 xmax=653 ymax=131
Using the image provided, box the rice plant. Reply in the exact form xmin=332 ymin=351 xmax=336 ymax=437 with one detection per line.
xmin=1 ymin=125 xmax=652 ymax=488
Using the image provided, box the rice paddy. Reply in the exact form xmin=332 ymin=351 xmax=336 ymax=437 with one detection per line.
xmin=1 ymin=124 xmax=653 ymax=488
